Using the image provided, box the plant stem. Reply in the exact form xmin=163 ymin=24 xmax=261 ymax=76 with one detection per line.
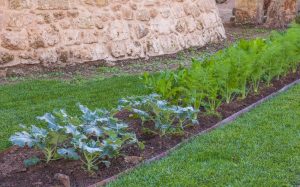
xmin=44 ymin=147 xmax=54 ymax=163
xmin=83 ymin=151 xmax=98 ymax=172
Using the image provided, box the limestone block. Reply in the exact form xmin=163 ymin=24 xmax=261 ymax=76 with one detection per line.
xmin=235 ymin=0 xmax=264 ymax=24
xmin=136 ymin=9 xmax=151 ymax=21
xmin=126 ymin=40 xmax=144 ymax=58
xmin=27 ymin=25 xmax=60 ymax=48
xmin=159 ymin=34 xmax=180 ymax=54
xmin=62 ymin=30 xmax=82 ymax=46
xmin=72 ymin=45 xmax=94 ymax=61
xmin=185 ymin=16 xmax=197 ymax=32
xmin=108 ymin=21 xmax=130 ymax=41
xmin=0 ymin=0 xmax=7 ymax=7
xmin=175 ymin=19 xmax=187 ymax=33
xmin=135 ymin=24 xmax=149 ymax=39
xmin=39 ymin=50 xmax=58 ymax=65
xmin=81 ymin=30 xmax=99 ymax=44
xmin=90 ymin=43 xmax=108 ymax=60
xmin=110 ymin=41 xmax=127 ymax=58
xmin=9 ymin=0 xmax=30 ymax=9
xmin=0 ymin=52 xmax=14 ymax=64
xmin=73 ymin=14 xmax=94 ymax=29
xmin=37 ymin=0 xmax=70 ymax=10
xmin=145 ymin=38 xmax=162 ymax=56
xmin=0 ymin=15 xmax=6 ymax=33
xmin=95 ymin=0 xmax=108 ymax=7
xmin=1 ymin=30 xmax=28 ymax=50
xmin=84 ymin=0 xmax=108 ymax=7
xmin=150 ymin=17 xmax=173 ymax=34
xmin=265 ymin=0 xmax=297 ymax=28
xmin=7 ymin=13 xmax=33 ymax=30
xmin=121 ymin=7 xmax=134 ymax=20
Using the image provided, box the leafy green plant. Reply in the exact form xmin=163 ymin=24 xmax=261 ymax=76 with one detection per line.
xmin=24 ymin=157 xmax=41 ymax=168
xmin=67 ymin=105 xmax=139 ymax=172
xmin=283 ymin=24 xmax=300 ymax=73
xmin=10 ymin=104 xmax=140 ymax=172
xmin=118 ymin=94 xmax=199 ymax=137
xmin=143 ymin=71 xmax=179 ymax=103
xmin=248 ymin=39 xmax=267 ymax=93
xmin=144 ymin=24 xmax=300 ymax=113
xmin=10 ymin=116 xmax=68 ymax=163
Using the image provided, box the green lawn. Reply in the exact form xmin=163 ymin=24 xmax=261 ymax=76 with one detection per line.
xmin=0 ymin=76 xmax=147 ymax=151
xmin=108 ymin=84 xmax=300 ymax=187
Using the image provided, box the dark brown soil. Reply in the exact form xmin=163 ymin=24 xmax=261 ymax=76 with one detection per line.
xmin=1 ymin=69 xmax=299 ymax=187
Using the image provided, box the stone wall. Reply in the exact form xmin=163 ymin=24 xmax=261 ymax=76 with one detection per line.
xmin=265 ymin=0 xmax=298 ymax=28
xmin=234 ymin=0 xmax=299 ymax=26
xmin=235 ymin=0 xmax=264 ymax=24
xmin=0 ymin=0 xmax=225 ymax=70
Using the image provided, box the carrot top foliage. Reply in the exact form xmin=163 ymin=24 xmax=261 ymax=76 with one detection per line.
xmin=143 ymin=24 xmax=300 ymax=113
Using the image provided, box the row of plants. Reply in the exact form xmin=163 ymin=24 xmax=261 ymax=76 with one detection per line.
xmin=10 ymin=105 xmax=139 ymax=171
xmin=10 ymin=96 xmax=199 ymax=172
xmin=143 ymin=24 xmax=300 ymax=113
xmin=9 ymin=23 xmax=300 ymax=173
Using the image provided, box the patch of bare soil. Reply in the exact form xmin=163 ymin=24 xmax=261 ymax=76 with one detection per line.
xmin=1 ymin=69 xmax=299 ymax=187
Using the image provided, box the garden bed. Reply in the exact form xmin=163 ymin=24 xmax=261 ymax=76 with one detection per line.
xmin=1 ymin=69 xmax=299 ymax=187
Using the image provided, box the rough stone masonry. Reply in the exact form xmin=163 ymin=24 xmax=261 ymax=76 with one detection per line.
xmin=0 ymin=0 xmax=225 ymax=71
xmin=234 ymin=0 xmax=299 ymax=27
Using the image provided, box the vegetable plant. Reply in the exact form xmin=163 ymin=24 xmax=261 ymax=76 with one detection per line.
xmin=144 ymin=24 xmax=300 ymax=113
xmin=10 ymin=113 xmax=68 ymax=163
xmin=118 ymin=94 xmax=199 ymax=137
xmin=10 ymin=104 xmax=140 ymax=172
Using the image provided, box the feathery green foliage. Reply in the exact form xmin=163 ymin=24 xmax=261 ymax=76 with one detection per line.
xmin=144 ymin=24 xmax=300 ymax=113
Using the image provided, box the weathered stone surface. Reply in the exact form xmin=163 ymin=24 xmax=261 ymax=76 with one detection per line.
xmin=0 ymin=0 xmax=225 ymax=69
xmin=265 ymin=0 xmax=297 ymax=28
xmin=235 ymin=0 xmax=264 ymax=24
xmin=37 ymin=0 xmax=70 ymax=10
xmin=0 ymin=68 xmax=7 ymax=77
xmin=9 ymin=0 xmax=29 ymax=9
xmin=1 ymin=30 xmax=28 ymax=50
xmin=0 ymin=51 xmax=14 ymax=64
xmin=235 ymin=0 xmax=298 ymax=27
xmin=135 ymin=24 xmax=149 ymax=39
xmin=54 ymin=173 xmax=70 ymax=187
xmin=27 ymin=25 xmax=60 ymax=48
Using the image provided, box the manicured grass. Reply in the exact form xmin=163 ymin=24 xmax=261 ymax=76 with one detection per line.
xmin=0 ymin=76 xmax=147 ymax=151
xmin=109 ymin=84 xmax=300 ymax=187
